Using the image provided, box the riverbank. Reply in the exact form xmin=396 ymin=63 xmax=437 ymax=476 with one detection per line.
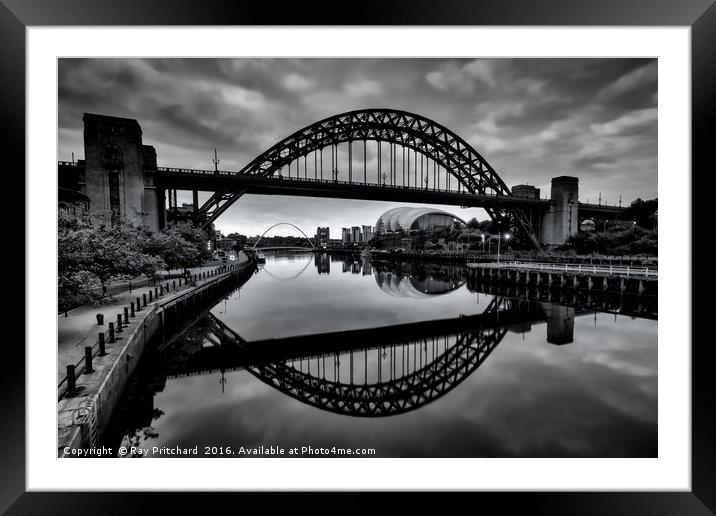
xmin=314 ymin=247 xmax=657 ymax=266
xmin=57 ymin=253 xmax=255 ymax=456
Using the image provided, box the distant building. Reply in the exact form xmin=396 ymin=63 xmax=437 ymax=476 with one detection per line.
xmin=167 ymin=202 xmax=195 ymax=225
xmin=215 ymin=238 xmax=237 ymax=251
xmin=511 ymin=184 xmax=541 ymax=199
xmin=341 ymin=227 xmax=351 ymax=243
xmin=375 ymin=207 xmax=466 ymax=234
xmin=362 ymin=225 xmax=374 ymax=242
xmin=351 ymin=226 xmax=362 ymax=243
xmin=316 ymin=226 xmax=330 ymax=247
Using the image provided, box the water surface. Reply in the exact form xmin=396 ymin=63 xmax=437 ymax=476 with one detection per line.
xmin=104 ymin=252 xmax=657 ymax=458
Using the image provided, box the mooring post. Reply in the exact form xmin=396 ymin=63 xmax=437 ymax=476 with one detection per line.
xmin=123 ymin=307 xmax=129 ymax=324
xmin=108 ymin=322 xmax=115 ymax=343
xmin=98 ymin=332 xmax=106 ymax=356
xmin=84 ymin=346 xmax=94 ymax=374
xmin=136 ymin=297 xmax=142 ymax=311
xmin=143 ymin=293 xmax=147 ymax=307
xmin=149 ymin=290 xmax=153 ymax=302
xmin=130 ymin=302 xmax=135 ymax=317
xmin=66 ymin=365 xmax=76 ymax=396
xmin=116 ymin=313 xmax=123 ymax=333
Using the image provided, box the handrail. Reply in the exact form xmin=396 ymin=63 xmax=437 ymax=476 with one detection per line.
xmin=58 ymin=264 xmax=231 ymax=399
xmin=153 ymin=166 xmax=550 ymax=201
xmin=468 ymin=261 xmax=657 ymax=278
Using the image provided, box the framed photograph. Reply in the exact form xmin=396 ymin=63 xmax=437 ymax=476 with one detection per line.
xmin=5 ymin=0 xmax=711 ymax=512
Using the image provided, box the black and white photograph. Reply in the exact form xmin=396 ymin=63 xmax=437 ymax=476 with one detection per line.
xmin=56 ymin=57 xmax=658 ymax=459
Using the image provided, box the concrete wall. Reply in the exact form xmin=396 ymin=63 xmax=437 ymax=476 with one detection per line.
xmin=58 ymin=305 xmax=160 ymax=456
xmin=541 ymin=176 xmax=579 ymax=248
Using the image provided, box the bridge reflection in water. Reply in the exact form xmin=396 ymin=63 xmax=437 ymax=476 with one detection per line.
xmin=150 ymin=292 xmax=593 ymax=420
xmin=102 ymin=254 xmax=657 ymax=456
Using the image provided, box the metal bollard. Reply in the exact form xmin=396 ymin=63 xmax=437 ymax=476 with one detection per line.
xmin=149 ymin=290 xmax=153 ymax=302
xmin=84 ymin=346 xmax=94 ymax=374
xmin=130 ymin=302 xmax=135 ymax=317
xmin=136 ymin=297 xmax=142 ymax=311
xmin=108 ymin=322 xmax=115 ymax=343
xmin=123 ymin=307 xmax=129 ymax=325
xmin=98 ymin=332 xmax=106 ymax=356
xmin=66 ymin=365 xmax=77 ymax=396
xmin=116 ymin=313 xmax=123 ymax=333
xmin=143 ymin=293 xmax=147 ymax=307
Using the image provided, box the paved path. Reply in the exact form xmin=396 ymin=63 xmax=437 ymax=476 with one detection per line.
xmin=57 ymin=255 xmax=250 ymax=381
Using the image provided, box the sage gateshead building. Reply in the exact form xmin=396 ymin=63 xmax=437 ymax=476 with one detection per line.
xmin=374 ymin=207 xmax=466 ymax=235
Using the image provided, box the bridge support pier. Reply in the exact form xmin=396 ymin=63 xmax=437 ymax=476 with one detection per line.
xmin=540 ymin=176 xmax=579 ymax=249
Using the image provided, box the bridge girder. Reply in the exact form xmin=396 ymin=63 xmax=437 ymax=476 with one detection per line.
xmin=194 ymin=109 xmax=542 ymax=248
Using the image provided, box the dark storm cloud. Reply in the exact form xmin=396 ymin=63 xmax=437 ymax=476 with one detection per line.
xmin=58 ymin=58 xmax=657 ymax=236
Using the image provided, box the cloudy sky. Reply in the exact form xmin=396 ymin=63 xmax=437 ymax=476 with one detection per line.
xmin=58 ymin=58 xmax=657 ymax=237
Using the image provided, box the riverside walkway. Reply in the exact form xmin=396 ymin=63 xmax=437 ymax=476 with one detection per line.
xmin=57 ymin=257 xmax=249 ymax=383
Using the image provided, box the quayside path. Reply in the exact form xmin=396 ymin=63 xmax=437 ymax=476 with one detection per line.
xmin=57 ymin=257 xmax=250 ymax=384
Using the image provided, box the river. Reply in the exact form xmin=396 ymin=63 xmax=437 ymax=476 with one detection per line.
xmin=101 ymin=252 xmax=658 ymax=458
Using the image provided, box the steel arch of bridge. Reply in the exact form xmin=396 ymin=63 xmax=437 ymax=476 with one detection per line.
xmin=251 ymin=222 xmax=315 ymax=249
xmin=201 ymin=109 xmax=541 ymax=248
xmin=244 ymin=297 xmax=513 ymax=417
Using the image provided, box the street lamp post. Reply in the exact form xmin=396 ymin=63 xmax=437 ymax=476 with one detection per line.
xmin=497 ymin=232 xmax=511 ymax=263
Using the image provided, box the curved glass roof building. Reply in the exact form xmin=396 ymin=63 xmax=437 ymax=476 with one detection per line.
xmin=375 ymin=207 xmax=466 ymax=234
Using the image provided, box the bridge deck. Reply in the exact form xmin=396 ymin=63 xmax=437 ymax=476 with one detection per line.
xmin=154 ymin=167 xmax=553 ymax=209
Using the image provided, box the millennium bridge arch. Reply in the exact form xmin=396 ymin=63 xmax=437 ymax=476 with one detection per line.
xmin=198 ymin=109 xmax=541 ymax=247
xmin=251 ymin=222 xmax=316 ymax=250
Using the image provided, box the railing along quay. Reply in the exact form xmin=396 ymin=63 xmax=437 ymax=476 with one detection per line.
xmin=468 ymin=261 xmax=657 ymax=279
xmin=467 ymin=261 xmax=657 ymax=296
xmin=58 ymin=264 xmax=238 ymax=400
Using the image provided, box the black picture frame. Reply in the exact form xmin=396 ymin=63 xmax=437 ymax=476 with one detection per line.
xmin=3 ymin=1 xmax=711 ymax=513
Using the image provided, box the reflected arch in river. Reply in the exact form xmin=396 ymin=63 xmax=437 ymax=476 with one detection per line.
xmin=258 ymin=252 xmax=313 ymax=281
xmin=168 ymin=296 xmax=544 ymax=418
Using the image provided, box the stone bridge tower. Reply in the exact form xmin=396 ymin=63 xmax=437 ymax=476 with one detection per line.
xmin=540 ymin=176 xmax=579 ymax=249
xmin=82 ymin=113 xmax=161 ymax=231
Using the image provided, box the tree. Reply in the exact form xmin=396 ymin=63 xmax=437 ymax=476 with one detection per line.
xmin=623 ymin=198 xmax=658 ymax=228
xmin=58 ymin=211 xmax=165 ymax=309
xmin=145 ymin=229 xmax=199 ymax=272
xmin=466 ymin=217 xmax=480 ymax=230
xmin=171 ymin=222 xmax=212 ymax=262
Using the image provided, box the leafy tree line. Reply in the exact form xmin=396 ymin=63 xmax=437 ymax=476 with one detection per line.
xmin=58 ymin=211 xmax=211 ymax=310
xmin=558 ymin=227 xmax=657 ymax=255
